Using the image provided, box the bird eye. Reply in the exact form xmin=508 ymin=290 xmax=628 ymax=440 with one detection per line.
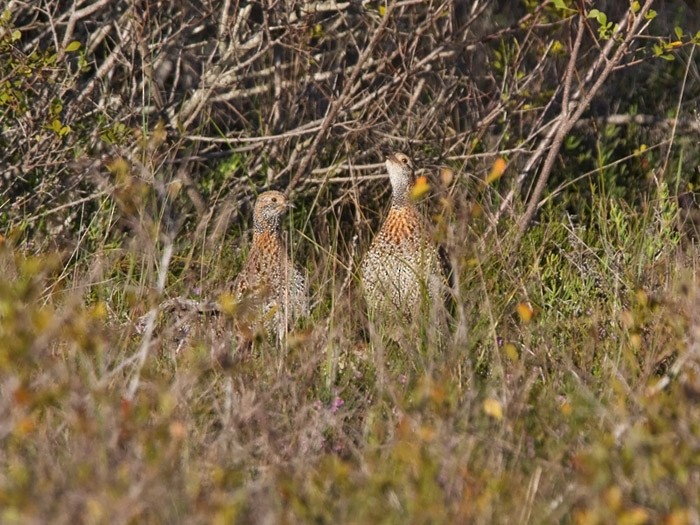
xmin=271 ymin=197 xmax=278 ymax=203
xmin=401 ymin=156 xmax=409 ymax=164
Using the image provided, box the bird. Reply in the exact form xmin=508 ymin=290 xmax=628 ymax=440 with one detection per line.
xmin=360 ymin=152 xmax=449 ymax=326
xmin=231 ymin=190 xmax=308 ymax=343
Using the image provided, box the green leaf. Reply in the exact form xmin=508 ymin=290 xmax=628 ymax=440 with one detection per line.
xmin=65 ymin=41 xmax=81 ymax=52
xmin=50 ymin=98 xmax=63 ymax=117
xmin=587 ymin=9 xmax=601 ymax=19
xmin=552 ymin=0 xmax=574 ymax=12
xmin=645 ymin=9 xmax=657 ymax=20
xmin=674 ymin=26 xmax=683 ymax=39
xmin=11 ymin=30 xmax=20 ymax=42
xmin=631 ymin=1 xmax=640 ymax=13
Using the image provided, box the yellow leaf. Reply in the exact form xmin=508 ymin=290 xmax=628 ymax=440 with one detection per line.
xmin=504 ymin=343 xmax=519 ymax=362
xmin=86 ymin=498 xmax=104 ymax=524
xmin=378 ymin=5 xmax=386 ymax=16
xmin=14 ymin=416 xmax=36 ymax=436
xmin=574 ymin=510 xmax=595 ymax=525
xmin=665 ymin=509 xmax=690 ymax=525
xmin=90 ymin=301 xmax=108 ymax=320
xmin=629 ymin=333 xmax=642 ymax=349
xmin=410 ymin=175 xmax=430 ymax=200
xmin=417 ymin=425 xmax=435 ymax=443
xmin=470 ymin=202 xmax=483 ymax=217
xmin=483 ymin=398 xmax=503 ymax=420
xmin=108 ymin=157 xmax=129 ymax=176
xmin=485 ymin=158 xmax=507 ymax=185
xmin=217 ymin=293 xmax=237 ymax=314
xmin=635 ymin=289 xmax=648 ymax=307
xmin=516 ymin=302 xmax=534 ymax=323
xmin=619 ymin=508 xmax=648 ymax=525
xmin=604 ymin=485 xmax=622 ymax=511
xmin=560 ymin=401 xmax=573 ymax=416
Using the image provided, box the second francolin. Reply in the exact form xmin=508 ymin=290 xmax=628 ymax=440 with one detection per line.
xmin=361 ymin=152 xmax=448 ymax=324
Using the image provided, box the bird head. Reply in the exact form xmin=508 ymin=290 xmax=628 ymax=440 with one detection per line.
xmin=253 ymin=190 xmax=290 ymax=232
xmin=386 ymin=152 xmax=415 ymax=204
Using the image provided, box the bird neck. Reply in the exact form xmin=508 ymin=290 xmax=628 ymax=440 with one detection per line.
xmin=253 ymin=219 xmax=282 ymax=240
xmin=391 ymin=187 xmax=414 ymax=208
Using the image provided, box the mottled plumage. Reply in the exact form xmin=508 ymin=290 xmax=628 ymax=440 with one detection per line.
xmin=233 ymin=191 xmax=308 ymax=341
xmin=361 ymin=153 xmax=448 ymax=322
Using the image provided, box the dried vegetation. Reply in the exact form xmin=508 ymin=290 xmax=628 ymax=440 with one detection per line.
xmin=2 ymin=0 xmax=700 ymax=523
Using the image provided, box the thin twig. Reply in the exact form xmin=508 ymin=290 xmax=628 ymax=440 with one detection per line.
xmin=659 ymin=43 xmax=696 ymax=179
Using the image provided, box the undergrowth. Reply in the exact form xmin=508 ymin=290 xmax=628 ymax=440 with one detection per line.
xmin=2 ymin=150 xmax=700 ymax=524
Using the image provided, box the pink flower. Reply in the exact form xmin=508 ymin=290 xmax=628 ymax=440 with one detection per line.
xmin=330 ymin=396 xmax=344 ymax=413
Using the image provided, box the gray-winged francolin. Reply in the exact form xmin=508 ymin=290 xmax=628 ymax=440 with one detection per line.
xmin=232 ymin=191 xmax=308 ymax=342
xmin=361 ymin=152 xmax=448 ymax=324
